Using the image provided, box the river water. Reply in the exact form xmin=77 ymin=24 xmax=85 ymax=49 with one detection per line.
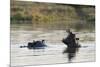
xmin=10 ymin=24 xmax=95 ymax=67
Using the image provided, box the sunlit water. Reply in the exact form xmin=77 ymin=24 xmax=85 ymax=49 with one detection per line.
xmin=10 ymin=24 xmax=95 ymax=67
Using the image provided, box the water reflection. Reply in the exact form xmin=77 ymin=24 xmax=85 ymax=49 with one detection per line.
xmin=63 ymin=47 xmax=79 ymax=62
xmin=11 ymin=24 xmax=95 ymax=66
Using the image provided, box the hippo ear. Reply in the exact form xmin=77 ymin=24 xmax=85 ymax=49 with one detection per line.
xmin=42 ymin=40 xmax=45 ymax=41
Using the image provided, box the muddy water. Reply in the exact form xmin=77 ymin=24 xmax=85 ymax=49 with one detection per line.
xmin=10 ymin=24 xmax=95 ymax=67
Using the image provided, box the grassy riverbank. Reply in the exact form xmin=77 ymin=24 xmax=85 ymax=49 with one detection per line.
xmin=11 ymin=0 xmax=95 ymax=31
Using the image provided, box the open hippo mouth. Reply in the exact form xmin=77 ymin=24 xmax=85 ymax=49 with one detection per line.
xmin=62 ymin=38 xmax=81 ymax=48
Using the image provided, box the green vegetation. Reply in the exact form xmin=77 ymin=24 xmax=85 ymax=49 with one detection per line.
xmin=11 ymin=0 xmax=95 ymax=31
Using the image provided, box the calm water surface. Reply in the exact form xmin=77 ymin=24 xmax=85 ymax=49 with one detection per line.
xmin=10 ymin=24 xmax=95 ymax=67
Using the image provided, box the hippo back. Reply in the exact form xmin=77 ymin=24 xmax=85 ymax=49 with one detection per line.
xmin=33 ymin=41 xmax=46 ymax=47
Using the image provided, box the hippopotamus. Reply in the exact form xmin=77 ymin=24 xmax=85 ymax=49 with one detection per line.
xmin=28 ymin=40 xmax=47 ymax=49
xmin=20 ymin=40 xmax=47 ymax=49
xmin=62 ymin=38 xmax=81 ymax=48
xmin=62 ymin=29 xmax=81 ymax=48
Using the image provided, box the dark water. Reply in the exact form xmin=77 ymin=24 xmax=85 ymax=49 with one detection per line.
xmin=10 ymin=24 xmax=95 ymax=67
